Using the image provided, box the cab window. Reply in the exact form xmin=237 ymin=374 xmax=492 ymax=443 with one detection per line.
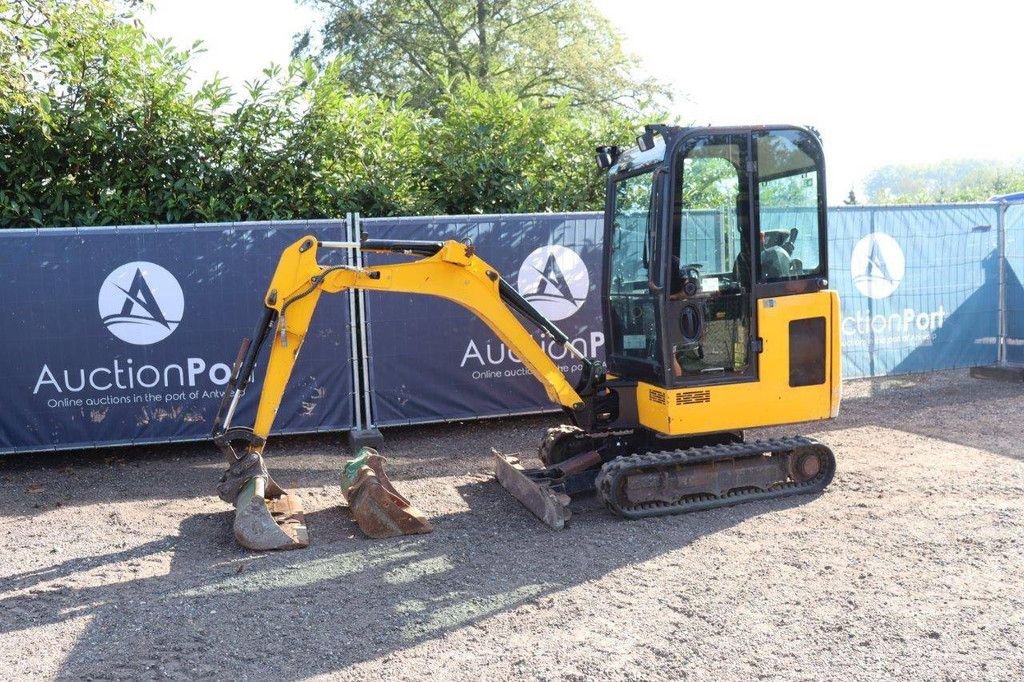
xmin=668 ymin=134 xmax=753 ymax=382
xmin=755 ymin=130 xmax=825 ymax=282
xmin=606 ymin=169 xmax=663 ymax=382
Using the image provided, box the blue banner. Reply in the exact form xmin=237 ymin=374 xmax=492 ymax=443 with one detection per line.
xmin=829 ymin=205 xmax=999 ymax=377
xmin=0 ymin=221 xmax=355 ymax=454
xmin=361 ymin=214 xmax=604 ymax=426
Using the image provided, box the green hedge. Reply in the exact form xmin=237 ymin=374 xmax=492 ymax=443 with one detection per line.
xmin=1 ymin=1 xmax=644 ymax=228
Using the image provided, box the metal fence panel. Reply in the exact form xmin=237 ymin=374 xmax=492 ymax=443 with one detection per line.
xmin=361 ymin=213 xmax=604 ymax=426
xmin=0 ymin=221 xmax=355 ymax=454
xmin=678 ymin=210 xmax=723 ymax=271
xmin=762 ymin=207 xmax=821 ymax=268
xmin=829 ymin=205 xmax=999 ymax=378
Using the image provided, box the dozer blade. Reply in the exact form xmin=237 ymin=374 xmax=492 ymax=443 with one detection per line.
xmin=492 ymin=450 xmax=572 ymax=530
xmin=341 ymin=448 xmax=433 ymax=539
xmin=232 ymin=476 xmax=309 ymax=551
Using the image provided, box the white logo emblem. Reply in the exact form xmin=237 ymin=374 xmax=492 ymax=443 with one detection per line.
xmin=851 ymin=232 xmax=905 ymax=300
xmin=98 ymin=262 xmax=184 ymax=345
xmin=517 ymin=245 xmax=589 ymax=321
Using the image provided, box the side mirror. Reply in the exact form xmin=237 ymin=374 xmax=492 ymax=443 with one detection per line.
xmin=636 ymin=130 xmax=655 ymax=152
xmin=595 ymin=145 xmax=620 ymax=170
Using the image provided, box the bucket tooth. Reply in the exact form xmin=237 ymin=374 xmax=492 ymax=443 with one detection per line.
xmin=492 ymin=450 xmax=571 ymax=530
xmin=232 ymin=477 xmax=309 ymax=551
xmin=341 ymin=448 xmax=433 ymax=539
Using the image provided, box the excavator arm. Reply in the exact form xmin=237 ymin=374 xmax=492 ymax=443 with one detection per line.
xmin=212 ymin=235 xmax=601 ymax=549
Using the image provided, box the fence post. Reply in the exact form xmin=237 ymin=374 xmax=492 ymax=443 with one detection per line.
xmin=968 ymin=201 xmax=1024 ymax=381
xmin=346 ymin=211 xmax=385 ymax=450
xmin=344 ymin=212 xmax=364 ymax=433
xmin=997 ymin=201 xmax=1008 ymax=367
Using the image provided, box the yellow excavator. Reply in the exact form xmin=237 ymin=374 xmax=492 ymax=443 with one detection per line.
xmin=212 ymin=124 xmax=841 ymax=550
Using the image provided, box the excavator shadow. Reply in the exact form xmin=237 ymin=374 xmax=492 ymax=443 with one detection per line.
xmin=0 ymin=472 xmax=828 ymax=679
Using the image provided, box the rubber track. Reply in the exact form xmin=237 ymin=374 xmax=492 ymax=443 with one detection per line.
xmin=595 ymin=436 xmax=836 ymax=519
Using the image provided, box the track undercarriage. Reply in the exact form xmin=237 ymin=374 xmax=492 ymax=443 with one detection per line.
xmin=494 ymin=425 xmax=835 ymax=529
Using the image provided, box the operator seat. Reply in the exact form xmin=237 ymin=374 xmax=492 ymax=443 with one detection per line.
xmin=761 ymin=244 xmax=791 ymax=278
xmin=761 ymin=228 xmax=798 ymax=279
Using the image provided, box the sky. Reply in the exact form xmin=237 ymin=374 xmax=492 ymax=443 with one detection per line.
xmin=144 ymin=0 xmax=1024 ymax=203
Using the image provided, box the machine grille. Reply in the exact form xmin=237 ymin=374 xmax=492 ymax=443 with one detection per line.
xmin=649 ymin=389 xmax=666 ymax=405
xmin=676 ymin=390 xmax=711 ymax=405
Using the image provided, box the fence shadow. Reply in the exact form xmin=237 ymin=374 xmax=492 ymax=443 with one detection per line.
xmin=754 ymin=369 xmax=1024 ymax=462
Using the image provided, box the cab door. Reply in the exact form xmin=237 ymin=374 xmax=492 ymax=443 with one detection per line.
xmin=665 ymin=126 xmax=834 ymax=397
xmin=751 ymin=128 xmax=836 ymax=411
xmin=666 ymin=132 xmax=756 ymax=386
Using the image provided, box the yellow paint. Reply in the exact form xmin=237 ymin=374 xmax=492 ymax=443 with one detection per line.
xmin=636 ymin=291 xmax=841 ymax=436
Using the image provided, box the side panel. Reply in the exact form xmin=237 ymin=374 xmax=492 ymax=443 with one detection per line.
xmin=636 ymin=290 xmax=837 ymax=435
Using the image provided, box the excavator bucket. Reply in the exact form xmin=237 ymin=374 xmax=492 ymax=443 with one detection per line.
xmin=492 ymin=450 xmax=572 ymax=530
xmin=232 ymin=475 xmax=309 ymax=551
xmin=341 ymin=448 xmax=432 ymax=539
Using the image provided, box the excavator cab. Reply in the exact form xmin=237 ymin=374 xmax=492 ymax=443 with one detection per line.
xmin=598 ymin=126 xmax=838 ymax=436
xmin=214 ymin=123 xmax=840 ymax=549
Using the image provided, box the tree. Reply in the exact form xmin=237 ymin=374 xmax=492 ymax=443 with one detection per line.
xmin=863 ymin=159 xmax=1024 ymax=204
xmin=844 ymin=188 xmax=858 ymax=205
xmin=420 ymin=81 xmax=636 ymax=214
xmin=0 ymin=0 xmax=423 ymax=226
xmin=294 ymin=0 xmax=664 ymax=113
xmin=1 ymin=0 xmax=229 ymax=226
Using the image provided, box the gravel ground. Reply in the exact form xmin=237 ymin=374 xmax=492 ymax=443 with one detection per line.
xmin=1 ymin=369 xmax=1023 ymax=681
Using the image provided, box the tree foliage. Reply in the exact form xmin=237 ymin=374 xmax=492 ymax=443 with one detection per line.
xmin=294 ymin=0 xmax=663 ymax=113
xmin=863 ymin=159 xmax=1024 ymax=204
xmin=1 ymin=0 xmax=652 ymax=228
xmin=423 ymin=82 xmax=636 ymax=214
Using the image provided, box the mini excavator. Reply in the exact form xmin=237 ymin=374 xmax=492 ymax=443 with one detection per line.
xmin=212 ymin=124 xmax=841 ymax=550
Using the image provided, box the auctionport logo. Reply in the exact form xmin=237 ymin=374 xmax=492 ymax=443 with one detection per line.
xmin=851 ymin=232 xmax=905 ymax=300
xmin=517 ymin=245 xmax=589 ymax=321
xmin=98 ymin=262 xmax=184 ymax=345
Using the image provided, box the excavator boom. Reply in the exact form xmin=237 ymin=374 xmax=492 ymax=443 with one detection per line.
xmin=212 ymin=236 xmax=600 ymax=549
